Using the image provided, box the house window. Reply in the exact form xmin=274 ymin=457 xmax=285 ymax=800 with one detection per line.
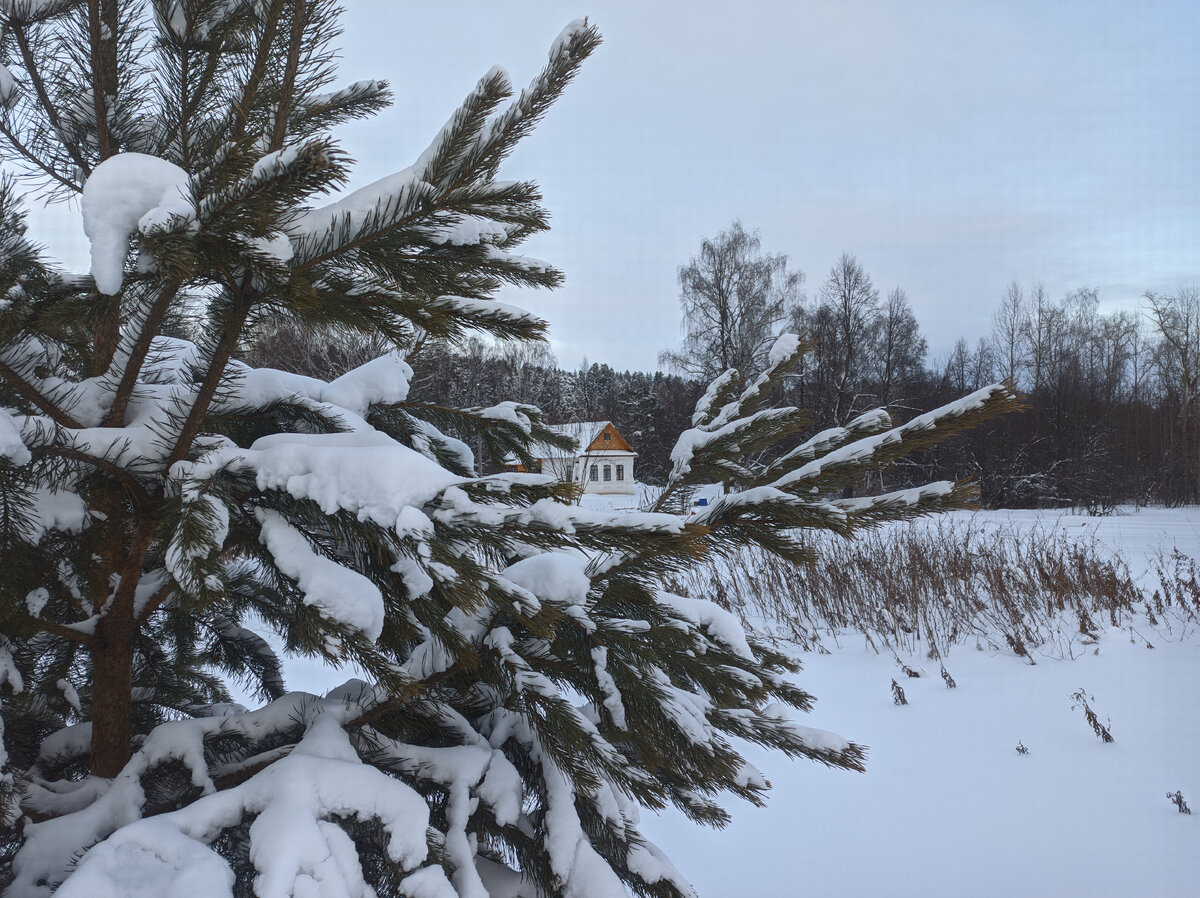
xmin=603 ymin=432 xmax=611 ymax=441
xmin=603 ymin=465 xmax=611 ymax=481
xmin=616 ymin=464 xmax=624 ymax=481
xmin=589 ymin=464 xmax=598 ymax=481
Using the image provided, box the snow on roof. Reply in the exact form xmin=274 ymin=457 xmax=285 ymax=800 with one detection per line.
xmin=533 ymin=421 xmax=635 ymax=459
xmin=546 ymin=421 xmax=609 ymax=450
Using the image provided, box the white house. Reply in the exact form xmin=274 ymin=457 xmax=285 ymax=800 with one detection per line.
xmin=533 ymin=421 xmax=637 ymax=495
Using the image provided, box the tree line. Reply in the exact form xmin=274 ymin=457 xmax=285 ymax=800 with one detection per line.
xmin=428 ymin=231 xmax=1198 ymax=509
xmin=657 ymin=222 xmax=1200 ymax=508
xmin=247 ymin=221 xmax=1199 ymax=509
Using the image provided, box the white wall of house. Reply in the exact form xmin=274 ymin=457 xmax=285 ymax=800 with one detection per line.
xmin=577 ymin=451 xmax=636 ymax=495
xmin=538 ymin=450 xmax=636 ymax=495
xmin=530 ymin=421 xmax=637 ymax=495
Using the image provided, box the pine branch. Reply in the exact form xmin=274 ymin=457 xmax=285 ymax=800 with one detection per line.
xmin=134 ymin=577 xmax=174 ymax=625
xmin=767 ymin=381 xmax=1024 ymax=496
xmin=757 ymin=406 xmax=893 ymax=484
xmin=27 ymin=617 xmax=94 ymax=647
xmin=31 ymin=445 xmax=154 ymax=507
xmin=0 ymin=118 xmax=80 ymax=191
xmin=164 ymin=280 xmax=256 ymax=469
xmin=287 ymin=77 xmax=391 ymax=138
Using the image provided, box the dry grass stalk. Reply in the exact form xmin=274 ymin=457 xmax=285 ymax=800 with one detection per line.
xmin=667 ymin=518 xmax=1199 ymax=659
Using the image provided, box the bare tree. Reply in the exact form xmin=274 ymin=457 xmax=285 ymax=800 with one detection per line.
xmin=818 ymin=253 xmax=881 ymax=423
xmin=1095 ymin=309 xmax=1140 ymax=404
xmin=942 ymin=337 xmax=971 ymax=394
xmin=660 ymin=221 xmax=803 ymax=381
xmin=1021 ymin=283 xmax=1052 ymax=391
xmin=1147 ymin=287 xmax=1200 ymax=499
xmin=871 ymin=287 xmax=927 ymax=407
xmin=1126 ymin=313 xmax=1158 ymax=405
xmin=969 ymin=337 xmax=996 ymax=390
xmin=992 ymin=281 xmax=1026 ymax=385
xmin=242 ymin=318 xmax=390 ymax=380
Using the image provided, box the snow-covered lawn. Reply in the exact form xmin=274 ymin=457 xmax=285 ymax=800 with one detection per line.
xmin=641 ymin=507 xmax=1200 ymax=897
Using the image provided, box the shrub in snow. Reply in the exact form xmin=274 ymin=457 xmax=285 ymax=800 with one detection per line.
xmin=1166 ymin=790 xmax=1191 ymax=815
xmin=1153 ymin=548 xmax=1200 ymax=623
xmin=0 ymin=2 xmax=1018 ymax=895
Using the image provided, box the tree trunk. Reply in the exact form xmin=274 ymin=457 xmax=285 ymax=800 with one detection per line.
xmin=89 ymin=605 xmax=134 ymax=777
xmin=88 ymin=516 xmax=156 ymax=778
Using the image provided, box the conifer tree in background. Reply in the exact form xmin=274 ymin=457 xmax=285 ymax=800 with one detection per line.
xmin=0 ymin=3 xmax=1018 ymax=895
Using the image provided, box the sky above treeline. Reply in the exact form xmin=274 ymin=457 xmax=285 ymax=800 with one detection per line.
xmin=23 ymin=0 xmax=1200 ymax=372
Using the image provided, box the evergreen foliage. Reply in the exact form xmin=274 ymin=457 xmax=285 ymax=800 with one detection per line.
xmin=0 ymin=3 xmax=1018 ymax=895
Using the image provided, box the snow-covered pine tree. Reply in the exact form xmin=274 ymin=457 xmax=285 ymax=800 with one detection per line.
xmin=0 ymin=3 xmax=1019 ymax=895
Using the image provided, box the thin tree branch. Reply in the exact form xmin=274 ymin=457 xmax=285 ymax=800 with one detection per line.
xmin=102 ymin=277 xmax=183 ymax=427
xmin=164 ymin=279 xmax=256 ymax=469
xmin=31 ymin=617 xmax=94 ymax=646
xmin=85 ymin=0 xmax=115 ymax=162
xmin=230 ymin=0 xmax=285 ymax=142
xmin=347 ymin=666 xmax=457 ymax=730
xmin=0 ymin=119 xmax=80 ymax=191
xmin=134 ymin=578 xmax=174 ymax=625
xmin=269 ymin=0 xmax=305 ymax=153
xmin=210 ymin=744 xmax=295 ymax=790
xmin=0 ymin=359 xmax=83 ymax=428
xmin=11 ymin=22 xmax=92 ymax=179
xmin=33 ymin=446 xmax=154 ymax=508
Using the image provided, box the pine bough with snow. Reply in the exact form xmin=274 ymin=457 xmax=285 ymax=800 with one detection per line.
xmin=0 ymin=3 xmax=1017 ymax=896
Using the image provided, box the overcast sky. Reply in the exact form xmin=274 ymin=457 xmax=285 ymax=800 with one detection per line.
xmin=26 ymin=0 xmax=1200 ymax=371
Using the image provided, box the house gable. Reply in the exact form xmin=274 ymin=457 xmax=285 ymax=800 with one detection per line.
xmin=583 ymin=422 xmax=635 ymax=454
xmin=526 ymin=421 xmax=638 ymax=495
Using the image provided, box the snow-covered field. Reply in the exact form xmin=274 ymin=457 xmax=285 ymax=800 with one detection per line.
xmin=281 ymin=505 xmax=1200 ymax=897
xmin=641 ymin=506 xmax=1200 ymax=898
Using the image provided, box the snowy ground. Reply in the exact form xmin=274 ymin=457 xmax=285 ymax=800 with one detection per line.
xmin=641 ymin=506 xmax=1200 ymax=898
xmin=278 ymin=505 xmax=1200 ymax=897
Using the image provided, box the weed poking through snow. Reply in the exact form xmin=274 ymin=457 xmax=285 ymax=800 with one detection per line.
xmin=939 ymin=664 xmax=957 ymax=688
xmin=1015 ymin=741 xmax=1029 ymax=755
xmin=1070 ymin=688 xmax=1114 ymax=742
xmin=891 ymin=679 xmax=908 ymax=706
xmin=1166 ymin=791 xmax=1191 ymax=814
xmin=898 ymin=660 xmax=921 ymax=678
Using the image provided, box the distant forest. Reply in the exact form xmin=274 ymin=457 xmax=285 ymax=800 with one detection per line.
xmin=247 ymin=279 xmax=1200 ymax=510
xmin=411 ymin=279 xmax=1200 ymax=510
